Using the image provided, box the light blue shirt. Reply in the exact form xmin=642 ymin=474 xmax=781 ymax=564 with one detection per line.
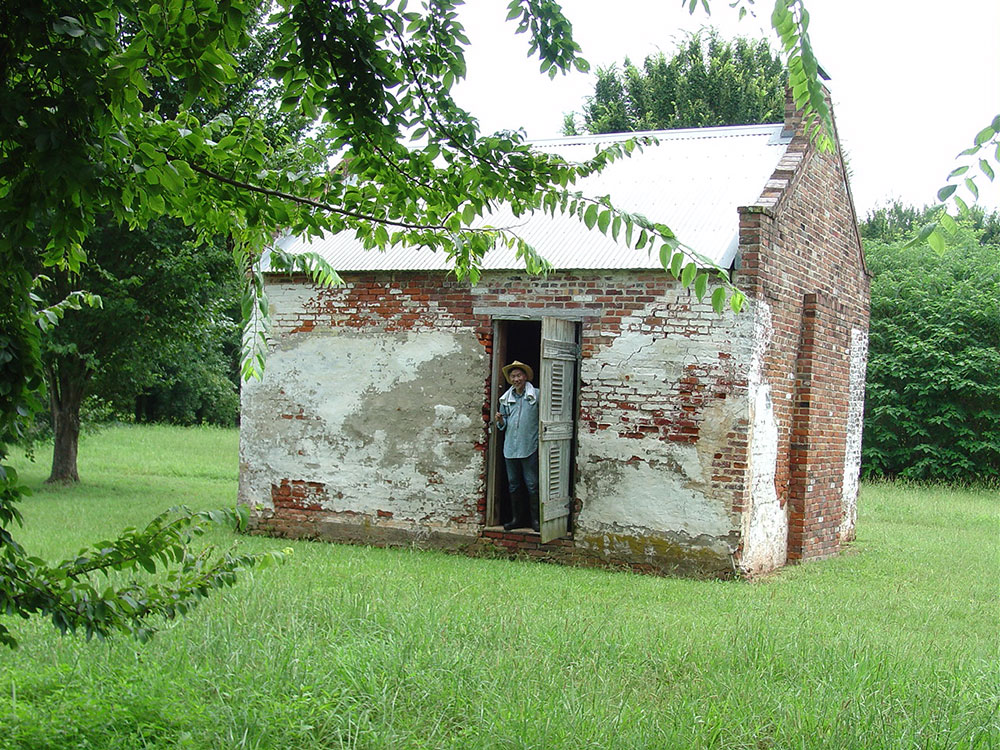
xmin=498 ymin=383 xmax=540 ymax=459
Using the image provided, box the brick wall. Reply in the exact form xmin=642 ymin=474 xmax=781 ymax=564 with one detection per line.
xmin=245 ymin=269 xmax=752 ymax=577
xmin=736 ymin=89 xmax=870 ymax=562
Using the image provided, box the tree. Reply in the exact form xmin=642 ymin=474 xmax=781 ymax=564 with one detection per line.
xmin=0 ymin=0 xmax=832 ymax=646
xmin=37 ymin=220 xmax=242 ymax=483
xmin=32 ymin=3 xmax=298 ymax=483
xmin=570 ymin=28 xmax=785 ymax=135
xmin=861 ymin=215 xmax=1000 ymax=481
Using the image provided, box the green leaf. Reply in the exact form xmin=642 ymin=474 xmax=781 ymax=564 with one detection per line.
xmin=974 ymin=125 xmax=995 ymax=146
xmin=147 ymin=192 xmax=165 ymax=214
xmin=711 ymin=286 xmax=727 ymax=313
xmin=926 ymin=227 xmax=945 ymax=255
xmin=583 ymin=204 xmax=598 ymax=230
xmin=694 ymin=271 xmax=708 ymax=300
xmin=729 ymin=291 xmax=745 ymax=313
xmin=947 ymin=165 xmax=969 ymax=179
xmin=915 ymin=222 xmax=937 ymax=244
xmin=680 ymin=261 xmax=697 ymax=288
xmin=965 ymin=177 xmax=979 ymax=200
xmin=53 ymin=16 xmax=86 ymax=37
xmin=937 ymin=184 xmax=957 ymax=202
xmin=597 ymin=210 xmax=610 ymax=234
xmin=979 ymin=159 xmax=995 ymax=181
xmin=669 ymin=251 xmax=684 ymax=279
xmin=159 ymin=164 xmax=183 ymax=191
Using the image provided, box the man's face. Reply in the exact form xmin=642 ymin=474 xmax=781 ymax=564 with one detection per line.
xmin=509 ymin=368 xmax=527 ymax=392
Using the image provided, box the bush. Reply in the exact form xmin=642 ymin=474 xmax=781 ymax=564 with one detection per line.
xmin=862 ymin=221 xmax=1000 ymax=481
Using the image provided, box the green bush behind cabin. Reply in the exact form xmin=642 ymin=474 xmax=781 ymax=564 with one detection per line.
xmin=2 ymin=425 xmax=997 ymax=750
xmin=862 ymin=206 xmax=1000 ymax=482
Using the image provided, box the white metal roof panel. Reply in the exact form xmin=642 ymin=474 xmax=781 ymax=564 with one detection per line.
xmin=270 ymin=123 xmax=791 ymax=273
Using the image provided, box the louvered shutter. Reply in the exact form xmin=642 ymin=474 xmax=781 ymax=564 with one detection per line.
xmin=538 ymin=318 xmax=577 ymax=542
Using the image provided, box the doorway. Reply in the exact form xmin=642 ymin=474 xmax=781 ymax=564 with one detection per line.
xmin=487 ymin=320 xmax=541 ymax=528
xmin=487 ymin=317 xmax=580 ymax=542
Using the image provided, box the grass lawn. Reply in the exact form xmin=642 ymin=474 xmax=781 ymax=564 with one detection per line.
xmin=1 ymin=424 xmax=998 ymax=749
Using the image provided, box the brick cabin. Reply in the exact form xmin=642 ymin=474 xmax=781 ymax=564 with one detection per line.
xmin=239 ymin=93 xmax=870 ymax=578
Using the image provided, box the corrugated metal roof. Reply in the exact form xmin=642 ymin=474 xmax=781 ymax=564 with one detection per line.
xmin=269 ymin=123 xmax=792 ymax=273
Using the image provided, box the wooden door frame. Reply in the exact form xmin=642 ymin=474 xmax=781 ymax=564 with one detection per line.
xmin=485 ymin=314 xmax=582 ymax=534
xmin=485 ymin=319 xmax=507 ymax=527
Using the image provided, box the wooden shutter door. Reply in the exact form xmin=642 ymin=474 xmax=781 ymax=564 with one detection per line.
xmin=538 ymin=318 xmax=577 ymax=543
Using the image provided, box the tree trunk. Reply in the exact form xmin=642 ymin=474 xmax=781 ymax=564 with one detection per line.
xmin=45 ymin=360 xmax=87 ymax=484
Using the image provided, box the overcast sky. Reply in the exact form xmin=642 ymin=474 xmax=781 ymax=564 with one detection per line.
xmin=453 ymin=0 xmax=1000 ymax=217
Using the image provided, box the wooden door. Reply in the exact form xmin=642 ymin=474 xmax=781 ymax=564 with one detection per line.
xmin=538 ymin=318 xmax=578 ymax=542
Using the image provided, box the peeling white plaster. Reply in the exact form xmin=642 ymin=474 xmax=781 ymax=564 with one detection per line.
xmin=242 ymin=279 xmax=806 ymax=574
xmin=240 ymin=326 xmax=485 ymax=527
xmin=740 ymin=299 xmax=788 ymax=574
xmin=841 ymin=327 xmax=868 ymax=541
xmin=742 ymin=384 xmax=786 ymax=574
xmin=574 ymin=294 xmax=754 ymax=545
xmin=575 ymin=433 xmax=734 ymax=538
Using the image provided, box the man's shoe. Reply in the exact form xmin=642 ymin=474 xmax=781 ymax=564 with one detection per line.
xmin=503 ymin=518 xmax=525 ymax=531
xmin=531 ymin=521 xmax=540 ymax=533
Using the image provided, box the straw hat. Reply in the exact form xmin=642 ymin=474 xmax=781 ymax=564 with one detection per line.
xmin=502 ymin=360 xmax=534 ymax=383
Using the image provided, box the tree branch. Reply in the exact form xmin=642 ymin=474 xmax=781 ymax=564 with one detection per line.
xmin=394 ymin=29 xmax=540 ymax=181
xmin=183 ymin=158 xmax=453 ymax=232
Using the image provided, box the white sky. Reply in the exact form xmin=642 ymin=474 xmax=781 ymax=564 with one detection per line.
xmin=454 ymin=0 xmax=1000 ymax=217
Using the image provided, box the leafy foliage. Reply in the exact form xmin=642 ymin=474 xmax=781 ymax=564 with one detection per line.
xmin=571 ymin=28 xmax=785 ymax=135
xmin=862 ymin=218 xmax=1000 ymax=481
xmin=859 ymin=203 xmax=932 ymax=243
xmin=3 ymin=505 xmax=285 ymax=646
xmin=37 ymin=219 xmax=242 ymax=435
xmin=937 ymin=114 xmax=1000 ymax=210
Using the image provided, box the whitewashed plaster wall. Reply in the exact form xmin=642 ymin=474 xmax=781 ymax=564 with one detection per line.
xmin=840 ymin=327 xmax=869 ymax=542
xmin=738 ymin=298 xmax=789 ymax=575
xmin=239 ymin=283 xmax=486 ymax=537
xmin=573 ymin=293 xmax=762 ymax=569
xmin=243 ymin=277 xmax=798 ymax=575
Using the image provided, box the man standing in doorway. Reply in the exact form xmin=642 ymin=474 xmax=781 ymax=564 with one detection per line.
xmin=495 ymin=360 xmax=540 ymax=532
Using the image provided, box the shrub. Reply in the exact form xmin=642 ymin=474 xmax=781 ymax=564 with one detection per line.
xmin=862 ymin=221 xmax=1000 ymax=481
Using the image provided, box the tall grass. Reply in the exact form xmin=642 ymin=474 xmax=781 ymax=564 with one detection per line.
xmin=2 ymin=426 xmax=997 ymax=749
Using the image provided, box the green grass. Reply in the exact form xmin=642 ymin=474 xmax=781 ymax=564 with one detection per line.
xmin=2 ymin=426 xmax=998 ymax=749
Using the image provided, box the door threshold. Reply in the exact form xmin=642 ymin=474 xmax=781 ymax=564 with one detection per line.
xmin=484 ymin=525 xmax=540 ymax=535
